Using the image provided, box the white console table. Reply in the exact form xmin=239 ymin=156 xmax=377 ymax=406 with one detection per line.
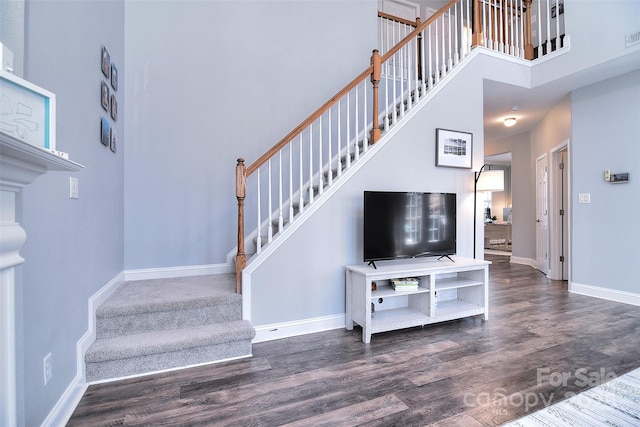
xmin=345 ymin=257 xmax=490 ymax=343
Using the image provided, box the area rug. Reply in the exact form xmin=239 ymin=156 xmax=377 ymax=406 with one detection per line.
xmin=505 ymin=367 xmax=640 ymax=426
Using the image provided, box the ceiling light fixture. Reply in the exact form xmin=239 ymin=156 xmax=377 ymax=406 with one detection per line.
xmin=504 ymin=117 xmax=517 ymax=127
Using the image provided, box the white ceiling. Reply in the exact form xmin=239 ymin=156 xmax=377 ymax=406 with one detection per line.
xmin=483 ymin=48 xmax=640 ymax=145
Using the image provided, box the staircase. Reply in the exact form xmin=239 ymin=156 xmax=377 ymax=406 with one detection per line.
xmin=85 ymin=274 xmax=254 ymax=382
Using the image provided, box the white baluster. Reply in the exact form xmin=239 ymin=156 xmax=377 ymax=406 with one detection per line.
xmin=482 ymin=0 xmax=487 ymax=47
xmin=267 ymin=158 xmax=273 ymax=243
xmin=546 ymin=0 xmax=551 ymax=55
xmin=308 ymin=124 xmax=314 ymax=204
xmin=413 ymin=36 xmax=419 ymax=101
xmin=420 ymin=28 xmax=427 ymax=95
xmin=328 ymin=106 xmax=333 ymax=185
xmin=399 ymin=32 xmax=405 ymax=117
xmin=298 ymin=134 xmax=304 ymax=214
xmin=556 ymin=1 xmax=560 ymax=50
xmin=354 ymin=85 xmax=360 ymax=160
xmin=428 ymin=26 xmax=433 ymax=89
xmin=434 ymin=19 xmax=440 ymax=84
xmin=392 ymin=47 xmax=398 ymax=124
xmin=441 ymin=15 xmax=447 ymax=77
xmin=466 ymin=0 xmax=471 ymax=56
xmin=289 ymin=141 xmax=294 ymax=224
xmin=455 ymin=2 xmax=460 ymax=65
xmin=447 ymin=7 xmax=453 ymax=71
xmin=337 ymin=100 xmax=343 ymax=176
xmin=278 ymin=150 xmax=283 ymax=233
xmin=406 ymin=40 xmax=412 ymax=111
xmin=256 ymin=172 xmax=262 ymax=253
xmin=346 ymin=92 xmax=351 ymax=168
xmin=362 ymin=80 xmax=368 ymax=153
xmin=519 ymin=0 xmax=523 ymax=56
xmin=318 ymin=116 xmax=323 ymax=195
xmin=384 ymin=58 xmax=390 ymax=131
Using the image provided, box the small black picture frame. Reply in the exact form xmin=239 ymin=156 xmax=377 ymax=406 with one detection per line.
xmin=111 ymin=63 xmax=118 ymax=92
xmin=101 ymin=46 xmax=110 ymax=78
xmin=101 ymin=81 xmax=109 ymax=111
xmin=110 ymin=94 xmax=118 ymax=121
xmin=101 ymin=117 xmax=110 ymax=146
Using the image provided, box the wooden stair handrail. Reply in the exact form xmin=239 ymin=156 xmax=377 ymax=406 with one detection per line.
xmin=236 ymin=0 xmax=484 ymax=293
xmin=377 ymin=11 xmax=419 ymax=27
xmin=247 ymin=2 xmax=460 ymax=177
xmin=246 ymin=65 xmax=374 ymax=177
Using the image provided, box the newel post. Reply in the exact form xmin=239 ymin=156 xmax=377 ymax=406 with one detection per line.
xmin=471 ymin=0 xmax=483 ymax=47
xmin=370 ymin=49 xmax=381 ymax=144
xmin=523 ymin=0 xmax=534 ymax=59
xmin=235 ymin=158 xmax=247 ymax=294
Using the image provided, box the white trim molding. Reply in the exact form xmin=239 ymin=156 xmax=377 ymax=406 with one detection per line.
xmin=570 ymin=282 xmax=640 ymax=307
xmin=509 ymin=256 xmax=537 ymax=269
xmin=124 ymin=263 xmax=232 ymax=282
xmin=253 ymin=314 xmax=346 ymax=343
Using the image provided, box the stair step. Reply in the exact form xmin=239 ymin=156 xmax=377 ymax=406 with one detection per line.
xmin=87 ymin=274 xmax=254 ymax=382
xmin=85 ymin=320 xmax=255 ymax=381
xmin=96 ymin=275 xmax=240 ymax=338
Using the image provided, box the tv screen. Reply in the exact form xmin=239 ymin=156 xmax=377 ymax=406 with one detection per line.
xmin=363 ymin=191 xmax=456 ymax=262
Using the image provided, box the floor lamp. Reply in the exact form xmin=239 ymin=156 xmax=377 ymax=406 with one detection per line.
xmin=474 ymin=166 xmax=504 ymax=259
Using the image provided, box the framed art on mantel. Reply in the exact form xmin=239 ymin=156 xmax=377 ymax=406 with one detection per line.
xmin=435 ymin=128 xmax=472 ymax=169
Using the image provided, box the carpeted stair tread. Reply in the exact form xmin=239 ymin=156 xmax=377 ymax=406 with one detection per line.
xmin=86 ymin=320 xmax=255 ymax=363
xmin=97 ymin=274 xmax=239 ymax=317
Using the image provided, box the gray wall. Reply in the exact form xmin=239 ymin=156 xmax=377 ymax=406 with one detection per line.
xmin=16 ymin=1 xmax=125 ymax=425
xmin=123 ymin=0 xmax=378 ymax=269
xmin=571 ymin=70 xmax=640 ymax=293
xmin=250 ymin=55 xmax=487 ymax=325
xmin=3 ymin=0 xmax=639 ymax=424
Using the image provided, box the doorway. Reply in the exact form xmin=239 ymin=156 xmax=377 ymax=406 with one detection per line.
xmin=549 ymin=143 xmax=569 ymax=281
xmin=536 ymin=154 xmax=549 ymax=275
xmin=484 ymin=153 xmax=512 ymax=255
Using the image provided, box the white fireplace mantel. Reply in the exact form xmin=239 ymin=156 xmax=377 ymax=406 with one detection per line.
xmin=0 ymin=133 xmax=83 ymax=426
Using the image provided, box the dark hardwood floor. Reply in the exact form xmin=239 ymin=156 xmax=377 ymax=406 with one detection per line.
xmin=68 ymin=255 xmax=640 ymax=426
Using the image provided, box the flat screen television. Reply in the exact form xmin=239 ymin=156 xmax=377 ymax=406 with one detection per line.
xmin=363 ymin=191 xmax=456 ymax=265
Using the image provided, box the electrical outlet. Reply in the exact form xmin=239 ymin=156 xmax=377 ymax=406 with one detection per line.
xmin=69 ymin=177 xmax=79 ymax=199
xmin=604 ymin=169 xmax=611 ymax=182
xmin=44 ymin=353 xmax=52 ymax=385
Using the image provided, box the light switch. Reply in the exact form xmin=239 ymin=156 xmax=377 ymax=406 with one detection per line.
xmin=578 ymin=193 xmax=590 ymax=204
xmin=70 ymin=177 xmax=79 ymax=199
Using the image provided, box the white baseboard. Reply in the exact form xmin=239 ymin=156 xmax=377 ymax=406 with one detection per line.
xmin=43 ymin=271 xmax=125 ymax=427
xmin=509 ymin=256 xmax=537 ymax=269
xmin=570 ymin=282 xmax=640 ymax=307
xmin=40 ymin=375 xmax=87 ymax=427
xmin=124 ymin=263 xmax=232 ymax=281
xmin=253 ymin=314 xmax=346 ymax=343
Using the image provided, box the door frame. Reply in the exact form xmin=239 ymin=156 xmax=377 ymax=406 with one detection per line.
xmin=549 ymin=140 xmax=571 ymax=281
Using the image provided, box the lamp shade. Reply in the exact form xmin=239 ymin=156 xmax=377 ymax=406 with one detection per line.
xmin=476 ymin=169 xmax=504 ymax=192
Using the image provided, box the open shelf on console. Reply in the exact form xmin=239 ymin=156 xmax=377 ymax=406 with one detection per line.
xmin=345 ymin=257 xmax=490 ymax=343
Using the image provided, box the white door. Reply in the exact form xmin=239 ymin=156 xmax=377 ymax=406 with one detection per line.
xmin=379 ymin=0 xmax=419 ymax=21
xmin=536 ymin=155 xmax=549 ymax=275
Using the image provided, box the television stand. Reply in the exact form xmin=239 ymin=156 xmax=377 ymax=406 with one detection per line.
xmin=345 ymin=257 xmax=490 ymax=343
xmin=438 ymin=254 xmax=455 ymax=262
xmin=367 ymin=260 xmax=378 ymax=269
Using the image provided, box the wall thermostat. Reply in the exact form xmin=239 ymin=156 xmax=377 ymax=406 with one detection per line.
xmin=610 ymin=173 xmax=629 ymax=183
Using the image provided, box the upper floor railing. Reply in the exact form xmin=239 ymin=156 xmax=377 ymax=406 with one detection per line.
xmin=234 ymin=0 xmax=566 ymax=293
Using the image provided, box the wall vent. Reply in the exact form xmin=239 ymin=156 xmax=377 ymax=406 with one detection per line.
xmin=626 ymin=31 xmax=640 ymax=48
